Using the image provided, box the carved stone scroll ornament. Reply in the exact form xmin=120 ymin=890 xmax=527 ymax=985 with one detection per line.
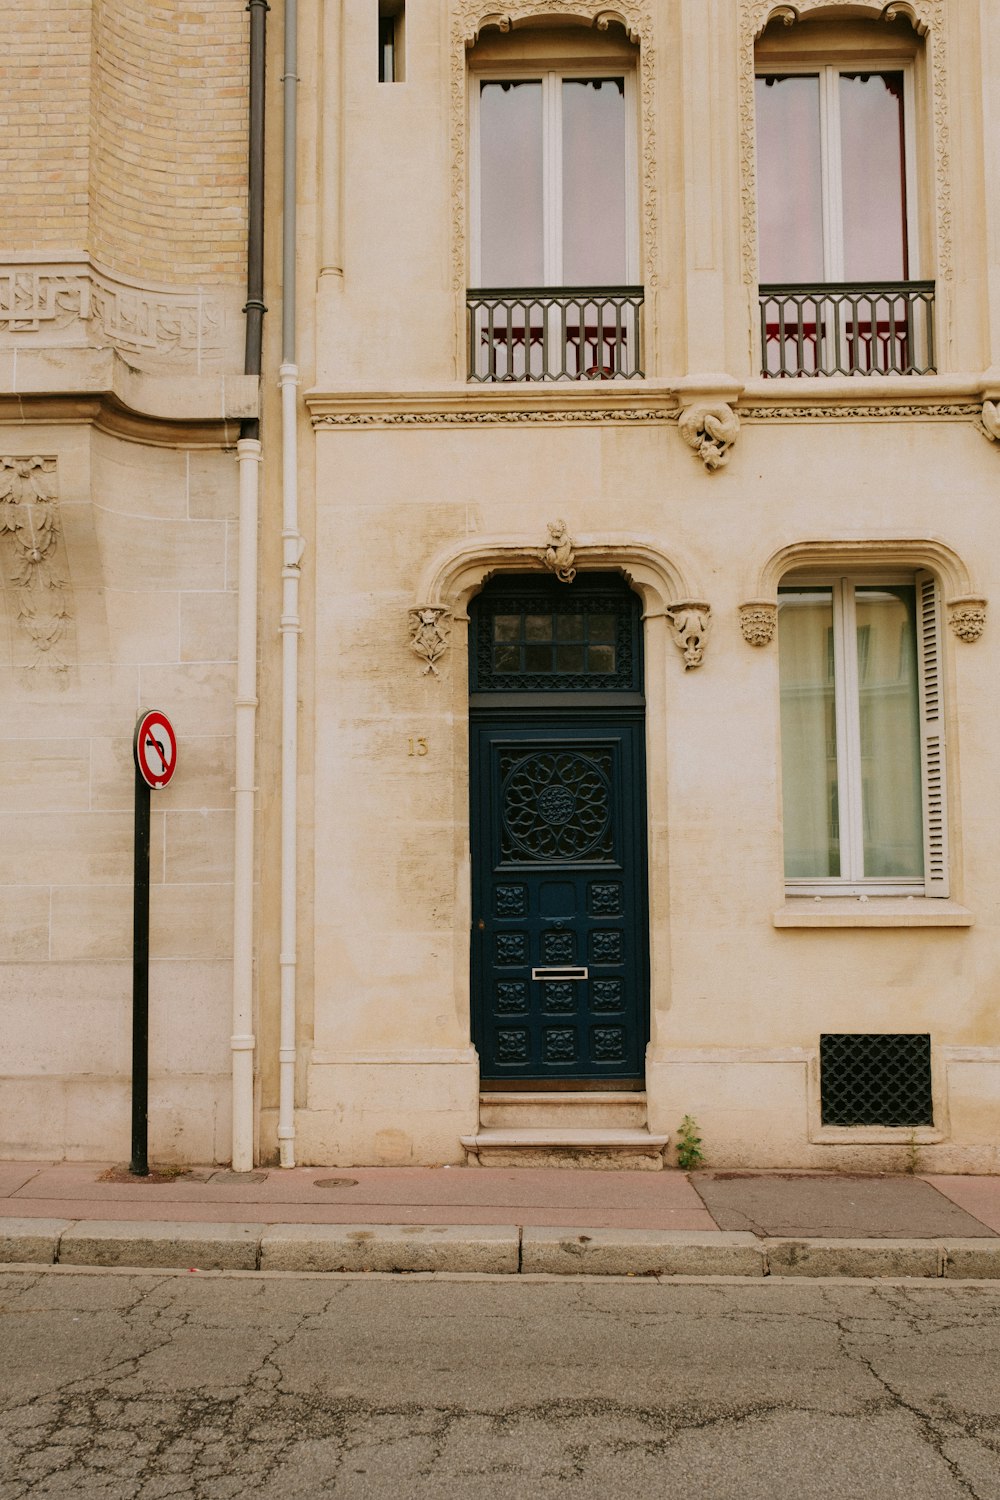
xmin=947 ymin=597 xmax=987 ymax=643
xmin=666 ymin=601 xmax=712 ymax=670
xmin=409 ymin=605 xmax=451 ymax=675
xmin=678 ymin=403 xmax=740 ymax=471
xmin=541 ymin=519 xmax=577 ymax=583
xmin=0 ymin=456 xmax=71 ymax=677
xmin=982 ymin=401 xmax=1000 ymax=443
xmin=739 ymin=600 xmax=778 ymax=646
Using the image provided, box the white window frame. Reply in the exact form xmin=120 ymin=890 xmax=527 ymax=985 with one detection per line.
xmin=754 ymin=61 xmax=919 ymax=282
xmin=469 ymin=66 xmax=639 ymax=288
xmin=779 ymin=570 xmax=948 ymax=898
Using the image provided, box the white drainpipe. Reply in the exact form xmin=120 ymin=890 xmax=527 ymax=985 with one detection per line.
xmin=277 ymin=0 xmax=301 ymax=1168
xmin=231 ymin=436 xmax=261 ymax=1172
xmin=278 ymin=363 xmax=301 ymax=1168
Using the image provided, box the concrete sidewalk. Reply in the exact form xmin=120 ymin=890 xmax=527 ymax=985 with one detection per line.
xmin=2 ymin=1161 xmax=1000 ymax=1278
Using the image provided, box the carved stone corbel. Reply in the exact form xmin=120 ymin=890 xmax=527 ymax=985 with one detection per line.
xmin=667 ymin=601 xmax=712 ymax=669
xmin=947 ymin=597 xmax=987 ymax=643
xmin=982 ymin=400 xmax=1000 ymax=443
xmin=678 ymin=402 xmax=740 ymax=471
xmin=541 ymin=519 xmax=577 ymax=583
xmin=739 ymin=600 xmax=778 ymax=646
xmin=408 ymin=605 xmax=451 ymax=675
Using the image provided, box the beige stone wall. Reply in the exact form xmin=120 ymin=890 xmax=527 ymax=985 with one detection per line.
xmin=269 ymin=0 xmax=1000 ymax=1170
xmin=0 ymin=1 xmax=92 ymax=251
xmin=0 ymin=429 xmax=239 ymax=1162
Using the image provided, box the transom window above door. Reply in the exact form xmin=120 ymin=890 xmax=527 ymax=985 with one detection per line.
xmin=468 ymin=66 xmax=642 ymax=383
xmin=470 ymin=574 xmax=642 ymax=695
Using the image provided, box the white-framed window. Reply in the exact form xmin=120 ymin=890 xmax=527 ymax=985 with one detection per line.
xmin=755 ymin=63 xmax=918 ymax=284
xmin=778 ymin=572 xmax=947 ymax=897
xmin=470 ymin=68 xmax=638 ymax=288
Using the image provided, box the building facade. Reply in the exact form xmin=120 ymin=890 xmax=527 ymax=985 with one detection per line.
xmin=2 ymin=0 xmax=998 ymax=1171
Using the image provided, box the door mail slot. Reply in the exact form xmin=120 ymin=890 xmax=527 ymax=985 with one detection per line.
xmin=531 ymin=966 xmax=589 ymax=981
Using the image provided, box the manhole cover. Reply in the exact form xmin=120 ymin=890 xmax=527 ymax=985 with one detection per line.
xmin=314 ymin=1177 xmax=360 ymax=1189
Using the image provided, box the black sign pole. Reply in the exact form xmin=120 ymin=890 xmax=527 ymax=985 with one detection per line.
xmin=130 ymin=758 xmax=151 ymax=1177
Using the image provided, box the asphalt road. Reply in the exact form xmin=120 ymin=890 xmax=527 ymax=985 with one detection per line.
xmin=2 ymin=1269 xmax=999 ymax=1499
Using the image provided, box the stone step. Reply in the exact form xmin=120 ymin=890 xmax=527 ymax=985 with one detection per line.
xmin=461 ymin=1128 xmax=670 ymax=1171
xmin=478 ymin=1091 xmax=648 ymax=1131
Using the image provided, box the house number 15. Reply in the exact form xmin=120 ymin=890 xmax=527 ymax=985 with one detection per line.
xmin=407 ymin=736 xmax=429 ymax=757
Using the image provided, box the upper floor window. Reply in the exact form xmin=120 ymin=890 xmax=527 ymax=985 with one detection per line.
xmin=467 ymin=41 xmax=642 ymax=384
xmin=755 ymin=28 xmax=934 ymax=378
xmin=473 ymin=72 xmax=635 ymax=288
xmin=757 ymin=67 xmax=913 ymax=285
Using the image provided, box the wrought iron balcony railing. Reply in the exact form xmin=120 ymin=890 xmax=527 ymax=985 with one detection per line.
xmin=467 ymin=286 xmax=644 ymax=383
xmin=759 ymin=281 xmax=935 ymax=378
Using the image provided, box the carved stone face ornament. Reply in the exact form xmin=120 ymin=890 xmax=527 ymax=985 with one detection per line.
xmin=408 ymin=605 xmax=451 ymax=675
xmin=541 ymin=519 xmax=577 ymax=583
xmin=666 ymin=602 xmax=712 ymax=669
xmin=678 ymin=402 xmax=740 ymax=470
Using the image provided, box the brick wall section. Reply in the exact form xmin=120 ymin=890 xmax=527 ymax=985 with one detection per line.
xmin=0 ymin=1 xmax=92 ymax=251
xmin=90 ymin=0 xmax=249 ymax=283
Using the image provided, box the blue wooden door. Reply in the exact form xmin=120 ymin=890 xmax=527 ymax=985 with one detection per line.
xmin=471 ymin=718 xmax=649 ymax=1081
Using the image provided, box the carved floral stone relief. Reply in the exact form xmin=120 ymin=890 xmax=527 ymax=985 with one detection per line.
xmin=739 ymin=0 xmax=951 ymax=286
xmin=0 ymin=456 xmax=72 ymax=679
xmin=739 ymin=600 xmax=778 ymax=645
xmin=450 ymin=2 xmax=658 ymax=319
xmin=947 ymin=597 xmax=987 ymax=643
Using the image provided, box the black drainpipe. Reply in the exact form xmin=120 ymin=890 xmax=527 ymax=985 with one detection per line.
xmin=242 ymin=0 xmax=269 ymax=440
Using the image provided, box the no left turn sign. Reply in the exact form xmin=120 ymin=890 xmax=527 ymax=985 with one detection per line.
xmin=134 ymin=709 xmax=177 ymax=789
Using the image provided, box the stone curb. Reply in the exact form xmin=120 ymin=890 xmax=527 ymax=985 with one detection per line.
xmin=260 ymin=1223 xmax=520 ymax=1275
xmin=0 ymin=1220 xmax=998 ymax=1277
xmin=521 ymin=1227 xmax=764 ymax=1277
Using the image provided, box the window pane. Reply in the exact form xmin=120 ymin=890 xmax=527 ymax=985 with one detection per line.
xmin=493 ymin=615 xmax=520 ymax=643
xmin=479 ymin=81 xmax=543 ymax=285
xmin=555 ymin=644 xmax=585 ymax=672
xmin=562 ymin=78 xmax=627 ymax=285
xmin=589 ymin=613 xmax=616 ymax=642
xmin=779 ymin=589 xmax=839 ymax=877
xmin=840 ymin=73 xmax=907 ymax=280
xmin=555 ymin=613 xmax=584 ymax=641
xmin=855 ymin=586 xmax=923 ymax=876
xmin=755 ymin=75 xmax=824 ymax=282
xmin=494 ymin=644 xmax=520 ymax=672
xmin=588 ymin=644 xmax=616 ymax=673
xmin=524 ymin=644 xmax=553 ymax=672
xmin=524 ymin=614 xmax=551 ymax=642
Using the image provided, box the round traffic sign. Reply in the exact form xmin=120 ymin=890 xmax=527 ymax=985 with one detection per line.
xmin=134 ymin=710 xmax=177 ymax=789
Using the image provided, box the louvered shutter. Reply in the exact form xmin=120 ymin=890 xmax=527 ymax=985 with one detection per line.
xmin=915 ymin=570 xmax=948 ymax=896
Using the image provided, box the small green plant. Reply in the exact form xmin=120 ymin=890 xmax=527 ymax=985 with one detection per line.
xmin=904 ymin=1130 xmax=921 ymax=1175
xmin=676 ymin=1114 xmax=705 ymax=1171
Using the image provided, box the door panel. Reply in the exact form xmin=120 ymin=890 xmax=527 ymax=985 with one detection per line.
xmin=472 ymin=721 xmax=649 ymax=1081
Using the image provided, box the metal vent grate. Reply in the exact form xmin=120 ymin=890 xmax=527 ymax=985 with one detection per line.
xmin=820 ymin=1034 xmax=933 ymax=1127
